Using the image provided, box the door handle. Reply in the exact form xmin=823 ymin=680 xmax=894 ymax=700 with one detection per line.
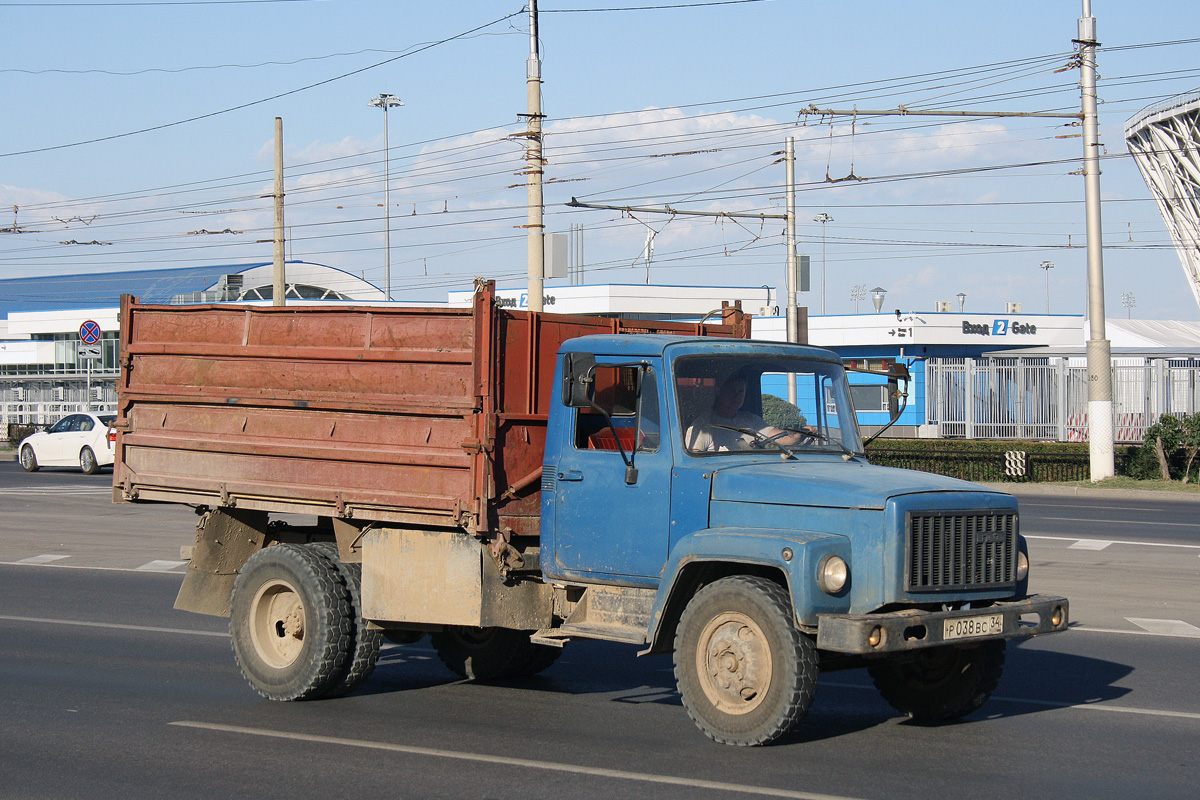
xmin=558 ymin=469 xmax=583 ymax=481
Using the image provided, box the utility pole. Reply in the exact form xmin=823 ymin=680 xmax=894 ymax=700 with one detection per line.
xmin=272 ymin=117 xmax=286 ymax=307
xmin=524 ymin=0 xmax=545 ymax=313
xmin=1079 ymin=0 xmax=1114 ymax=481
xmin=1040 ymin=260 xmax=1055 ymax=313
xmin=368 ymin=93 xmax=404 ymax=301
xmin=785 ymin=137 xmax=799 ymax=404
xmin=813 ymin=212 xmax=833 ymax=314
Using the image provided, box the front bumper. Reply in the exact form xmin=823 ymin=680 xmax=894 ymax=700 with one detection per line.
xmin=816 ymin=594 xmax=1068 ymax=655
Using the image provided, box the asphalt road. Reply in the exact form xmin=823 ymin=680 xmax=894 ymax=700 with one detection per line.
xmin=2 ymin=463 xmax=1199 ymax=799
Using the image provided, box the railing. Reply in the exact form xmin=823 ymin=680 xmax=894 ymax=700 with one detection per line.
xmin=925 ymin=356 xmax=1200 ymax=443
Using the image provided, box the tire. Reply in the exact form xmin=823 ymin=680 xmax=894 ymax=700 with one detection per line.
xmin=230 ymin=543 xmax=354 ymax=701
xmin=19 ymin=445 xmax=38 ymax=472
xmin=80 ymin=447 xmax=99 ymax=475
xmin=430 ymin=626 xmax=557 ymax=681
xmin=673 ymin=575 xmax=817 ymax=746
xmin=868 ymin=640 xmax=1006 ymax=723
xmin=307 ymin=541 xmax=382 ymax=696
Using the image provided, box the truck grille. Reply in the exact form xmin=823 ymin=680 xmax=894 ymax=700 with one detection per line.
xmin=906 ymin=510 xmax=1017 ymax=592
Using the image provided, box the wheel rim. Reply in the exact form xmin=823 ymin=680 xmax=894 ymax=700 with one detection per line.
xmin=695 ymin=611 xmax=773 ymax=715
xmin=248 ymin=579 xmax=307 ymax=669
xmin=81 ymin=450 xmax=94 ymax=471
xmin=21 ymin=447 xmax=33 ymax=469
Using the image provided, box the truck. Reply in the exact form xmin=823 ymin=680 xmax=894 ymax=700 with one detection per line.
xmin=113 ymin=281 xmax=1068 ymax=746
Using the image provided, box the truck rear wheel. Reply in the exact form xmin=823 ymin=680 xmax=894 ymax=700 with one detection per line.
xmin=307 ymin=542 xmax=382 ymax=696
xmin=674 ymin=575 xmax=817 ymax=746
xmin=868 ymin=640 xmax=1006 ymax=723
xmin=431 ymin=627 xmax=559 ymax=680
xmin=230 ymin=543 xmax=353 ymax=701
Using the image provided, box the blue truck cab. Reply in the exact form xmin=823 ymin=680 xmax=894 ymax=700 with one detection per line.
xmin=538 ymin=334 xmax=1068 ymax=745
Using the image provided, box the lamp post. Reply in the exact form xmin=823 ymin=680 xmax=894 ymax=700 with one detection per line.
xmin=813 ymin=212 xmax=833 ymax=314
xmin=368 ymin=93 xmax=403 ymax=300
xmin=1040 ymin=260 xmax=1055 ymax=313
xmin=1121 ymin=292 xmax=1136 ymax=318
xmin=957 ymin=292 xmax=967 ymax=313
xmin=850 ymin=283 xmax=867 ymax=313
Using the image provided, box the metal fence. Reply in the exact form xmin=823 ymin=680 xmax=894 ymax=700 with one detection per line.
xmin=1 ymin=374 xmax=119 ymax=428
xmin=925 ymin=356 xmax=1200 ymax=442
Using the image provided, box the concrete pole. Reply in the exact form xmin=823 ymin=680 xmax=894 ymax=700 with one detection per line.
xmin=785 ymin=137 xmax=799 ymax=405
xmin=525 ymin=0 xmax=545 ymax=313
xmin=1079 ymin=1 xmax=1114 ymax=480
xmin=272 ymin=117 xmax=286 ymax=307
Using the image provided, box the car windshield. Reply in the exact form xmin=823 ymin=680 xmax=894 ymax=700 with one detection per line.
xmin=675 ymin=354 xmax=863 ymax=457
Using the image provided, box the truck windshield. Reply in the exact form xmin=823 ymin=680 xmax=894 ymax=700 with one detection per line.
xmin=675 ymin=355 xmax=863 ymax=456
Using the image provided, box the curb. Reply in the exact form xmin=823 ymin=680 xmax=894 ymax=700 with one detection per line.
xmin=981 ymin=482 xmax=1200 ymax=502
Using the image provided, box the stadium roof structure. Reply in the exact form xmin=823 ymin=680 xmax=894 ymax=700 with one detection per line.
xmin=0 ymin=261 xmax=385 ymax=319
xmin=1125 ymin=91 xmax=1200 ymax=312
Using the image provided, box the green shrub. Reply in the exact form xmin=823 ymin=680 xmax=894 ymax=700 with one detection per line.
xmin=761 ymin=394 xmax=805 ymax=429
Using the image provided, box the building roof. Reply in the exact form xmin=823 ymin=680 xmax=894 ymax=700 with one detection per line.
xmin=0 ymin=261 xmax=383 ymax=318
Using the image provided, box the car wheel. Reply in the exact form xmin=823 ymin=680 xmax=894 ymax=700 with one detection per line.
xmin=80 ymin=447 xmax=99 ymax=475
xmin=20 ymin=445 xmax=39 ymax=472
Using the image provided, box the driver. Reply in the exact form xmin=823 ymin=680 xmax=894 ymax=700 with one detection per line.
xmin=684 ymin=376 xmax=807 ymax=452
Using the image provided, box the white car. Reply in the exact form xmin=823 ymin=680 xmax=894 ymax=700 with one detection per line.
xmin=18 ymin=413 xmax=117 ymax=475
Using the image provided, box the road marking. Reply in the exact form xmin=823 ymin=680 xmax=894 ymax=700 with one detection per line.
xmin=170 ymin=721 xmax=864 ymax=800
xmin=1032 ymin=514 xmax=1200 ymax=528
xmin=136 ymin=560 xmax=188 ymax=572
xmin=1068 ymin=539 xmax=1114 ymax=550
xmin=0 ymin=487 xmax=112 ymax=496
xmin=15 ymin=554 xmax=70 ymax=565
xmin=1026 ymin=535 xmax=1200 ymax=551
xmin=1126 ymin=618 xmax=1200 ymax=637
xmin=820 ymin=681 xmax=1200 ymax=721
xmin=0 ymin=614 xmax=227 ymax=638
xmin=0 ymin=560 xmax=190 ymax=574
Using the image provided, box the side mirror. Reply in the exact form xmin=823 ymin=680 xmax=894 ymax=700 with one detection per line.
xmin=562 ymin=352 xmax=597 ymax=408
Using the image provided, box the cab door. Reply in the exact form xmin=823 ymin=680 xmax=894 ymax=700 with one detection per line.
xmin=551 ymin=364 xmax=671 ymax=581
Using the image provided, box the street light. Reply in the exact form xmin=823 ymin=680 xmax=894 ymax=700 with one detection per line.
xmin=1039 ymin=260 xmax=1055 ymax=313
xmin=813 ymin=212 xmax=833 ymax=314
xmin=1121 ymin=291 xmax=1136 ymax=318
xmin=870 ymin=286 xmax=887 ymax=313
xmin=956 ymin=292 xmax=967 ymax=313
xmin=850 ymin=283 xmax=867 ymax=313
xmin=368 ymin=93 xmax=404 ymax=300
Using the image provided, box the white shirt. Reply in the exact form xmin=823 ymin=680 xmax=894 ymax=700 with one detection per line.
xmin=685 ymin=410 xmax=773 ymax=452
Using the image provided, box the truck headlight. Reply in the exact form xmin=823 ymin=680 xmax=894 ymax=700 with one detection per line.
xmin=818 ymin=554 xmax=849 ymax=594
xmin=1016 ymin=549 xmax=1029 ymax=582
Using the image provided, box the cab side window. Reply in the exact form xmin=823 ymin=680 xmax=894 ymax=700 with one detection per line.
xmin=573 ymin=366 xmax=659 ymax=452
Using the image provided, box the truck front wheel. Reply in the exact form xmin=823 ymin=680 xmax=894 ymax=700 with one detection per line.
xmin=868 ymin=640 xmax=1006 ymax=723
xmin=230 ymin=544 xmax=353 ymax=701
xmin=431 ymin=627 xmax=560 ymax=680
xmin=674 ymin=575 xmax=817 ymax=746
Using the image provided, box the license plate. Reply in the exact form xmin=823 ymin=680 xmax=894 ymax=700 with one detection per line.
xmin=944 ymin=613 xmax=1003 ymax=641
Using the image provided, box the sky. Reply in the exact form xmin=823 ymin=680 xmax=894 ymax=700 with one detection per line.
xmin=3 ymin=0 xmax=1200 ymax=320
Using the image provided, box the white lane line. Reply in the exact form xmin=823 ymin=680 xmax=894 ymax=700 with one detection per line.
xmin=820 ymin=681 xmax=1200 ymax=721
xmin=1033 ymin=515 xmax=1200 ymax=528
xmin=15 ymin=554 xmax=70 ymax=565
xmin=136 ymin=560 xmax=188 ymax=572
xmin=1126 ymin=618 xmax=1200 ymax=637
xmin=0 ymin=561 xmax=189 ymax=574
xmin=0 ymin=614 xmax=227 ymax=638
xmin=1026 ymin=535 xmax=1200 ymax=551
xmin=1069 ymin=539 xmax=1114 ymax=551
xmin=0 ymin=488 xmax=111 ymax=496
xmin=170 ymin=721 xmax=863 ymax=800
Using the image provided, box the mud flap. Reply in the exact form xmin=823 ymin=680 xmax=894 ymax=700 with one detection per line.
xmin=175 ymin=508 xmax=269 ymax=617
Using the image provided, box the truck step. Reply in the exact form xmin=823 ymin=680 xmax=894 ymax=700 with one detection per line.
xmin=531 ymin=623 xmax=647 ymax=647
